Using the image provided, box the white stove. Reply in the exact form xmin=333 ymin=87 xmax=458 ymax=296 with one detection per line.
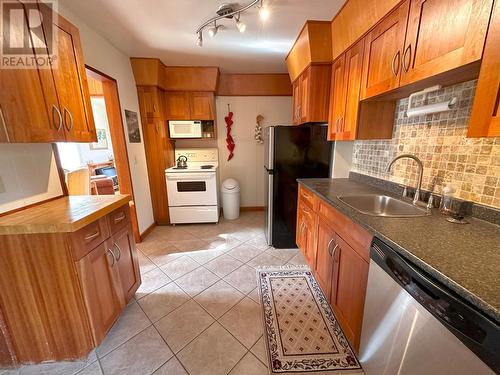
xmin=165 ymin=148 xmax=219 ymax=224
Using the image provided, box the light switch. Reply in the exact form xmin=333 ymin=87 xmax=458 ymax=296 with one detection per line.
xmin=0 ymin=176 xmax=5 ymax=194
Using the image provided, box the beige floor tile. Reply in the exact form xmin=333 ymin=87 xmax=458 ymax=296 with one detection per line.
xmin=0 ymin=369 xmax=19 ymax=375
xmin=287 ymin=251 xmax=308 ymax=266
xmin=155 ymin=300 xmax=214 ymax=353
xmin=223 ymin=264 xmax=258 ymax=294
xmin=204 ymin=235 xmax=242 ymax=251
xmin=219 ymin=297 xmax=263 ymax=349
xmin=229 ymin=352 xmax=268 ymax=375
xmin=75 ymin=361 xmax=102 ymax=375
xmin=247 ymin=287 xmax=261 ymax=304
xmin=266 ymin=247 xmax=299 ymax=262
xmin=229 ymin=228 xmax=259 ymax=242
xmin=227 ymin=243 xmax=265 ymax=263
xmin=152 ymin=357 xmax=188 ymax=375
xmin=204 ymin=254 xmax=243 ymax=277
xmin=160 ymin=256 xmax=200 ymax=280
xmin=147 ymin=226 xmax=196 ymax=241
xmin=194 ymin=280 xmax=244 ymax=318
xmin=97 ymin=302 xmax=151 ymax=358
xmin=177 ymin=323 xmax=246 ymax=375
xmin=138 ymin=282 xmax=190 ymax=322
xmin=245 ymin=235 xmax=270 ymax=251
xmin=175 ymin=267 xmax=220 ymax=297
xmin=250 ymin=336 xmax=268 ymax=365
xmin=135 ymin=268 xmax=171 ymax=299
xmin=100 ymin=326 xmax=172 ymax=375
xmin=146 ymin=245 xmax=183 ymax=267
xmin=247 ymin=252 xmax=285 ymax=269
xmin=166 ymin=239 xmax=209 ymax=252
xmin=19 ymin=350 xmax=97 ymax=375
xmin=137 ymin=251 xmax=157 ymax=275
xmin=184 ymin=248 xmax=226 ymax=265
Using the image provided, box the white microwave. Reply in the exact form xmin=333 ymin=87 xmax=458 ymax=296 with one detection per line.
xmin=168 ymin=120 xmax=202 ymax=139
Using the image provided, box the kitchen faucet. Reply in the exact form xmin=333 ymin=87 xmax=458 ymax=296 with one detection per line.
xmin=386 ymin=154 xmax=424 ymax=205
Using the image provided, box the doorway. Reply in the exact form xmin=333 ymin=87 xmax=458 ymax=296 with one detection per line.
xmin=56 ymin=66 xmax=141 ymax=242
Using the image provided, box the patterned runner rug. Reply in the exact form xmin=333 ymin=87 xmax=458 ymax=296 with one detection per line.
xmin=258 ymin=266 xmax=362 ymax=374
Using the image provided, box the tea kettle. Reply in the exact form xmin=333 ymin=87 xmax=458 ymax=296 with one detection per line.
xmin=176 ymin=155 xmax=188 ymax=169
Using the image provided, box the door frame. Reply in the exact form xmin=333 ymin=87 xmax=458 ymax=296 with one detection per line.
xmin=84 ymin=66 xmax=141 ymax=243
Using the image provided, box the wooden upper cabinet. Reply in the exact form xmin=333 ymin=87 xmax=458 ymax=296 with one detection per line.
xmin=360 ymin=0 xmax=410 ymax=99
xmin=468 ymin=0 xmax=500 ymax=138
xmin=189 ymin=92 xmax=215 ymax=121
xmin=400 ymin=0 xmax=493 ymax=86
xmin=0 ymin=4 xmax=61 ymax=143
xmin=328 ymin=39 xmax=365 ymax=141
xmin=137 ymin=87 xmax=164 ymax=119
xmin=292 ymin=65 xmax=331 ymax=125
xmin=165 ymin=92 xmax=191 ymax=120
xmin=77 ymin=242 xmax=122 ymax=344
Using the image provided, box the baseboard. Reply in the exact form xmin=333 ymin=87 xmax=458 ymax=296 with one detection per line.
xmin=240 ymin=206 xmax=265 ymax=212
xmin=139 ymin=222 xmax=156 ymax=242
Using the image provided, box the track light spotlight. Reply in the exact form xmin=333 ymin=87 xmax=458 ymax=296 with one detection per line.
xmin=259 ymin=1 xmax=270 ymax=21
xmin=208 ymin=22 xmax=219 ymax=37
xmin=196 ymin=32 xmax=203 ymax=46
xmin=235 ymin=14 xmax=246 ymax=33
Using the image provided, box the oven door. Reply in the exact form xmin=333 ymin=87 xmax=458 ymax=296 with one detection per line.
xmin=166 ymin=172 xmax=217 ymax=207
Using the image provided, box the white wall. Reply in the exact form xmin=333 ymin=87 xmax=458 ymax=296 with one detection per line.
xmin=216 ymin=96 xmax=292 ymax=207
xmin=0 ymin=144 xmax=63 ymax=213
xmin=58 ymin=4 xmax=154 ymax=233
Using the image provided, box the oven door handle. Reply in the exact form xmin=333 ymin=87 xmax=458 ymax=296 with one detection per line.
xmin=166 ymin=173 xmax=215 ymax=180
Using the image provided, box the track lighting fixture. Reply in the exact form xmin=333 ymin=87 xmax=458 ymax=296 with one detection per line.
xmin=195 ymin=0 xmax=264 ymax=46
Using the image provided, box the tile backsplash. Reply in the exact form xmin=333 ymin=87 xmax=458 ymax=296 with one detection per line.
xmin=352 ymin=79 xmax=500 ymax=209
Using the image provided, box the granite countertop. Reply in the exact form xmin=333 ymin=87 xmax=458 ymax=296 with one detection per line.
xmin=0 ymin=195 xmax=131 ymax=235
xmin=298 ymin=178 xmax=500 ymax=324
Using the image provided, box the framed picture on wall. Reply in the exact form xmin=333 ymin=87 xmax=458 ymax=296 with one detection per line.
xmin=90 ymin=129 xmax=109 ymax=150
xmin=125 ymin=110 xmax=141 ymax=143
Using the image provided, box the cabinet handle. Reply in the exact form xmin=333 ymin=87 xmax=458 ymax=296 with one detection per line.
xmin=332 ymin=244 xmax=340 ymax=262
xmin=64 ymin=107 xmax=74 ymax=131
xmin=52 ymin=105 xmax=63 ymax=131
xmin=106 ymin=248 xmax=116 ymax=267
xmin=403 ymin=44 xmax=411 ymax=72
xmin=339 ymin=117 xmax=344 ymax=133
xmin=391 ymin=51 xmax=401 ymax=77
xmin=113 ymin=243 xmax=122 ymax=261
xmin=84 ymin=230 xmax=100 ymax=242
xmin=114 ymin=213 xmax=126 ymax=224
xmin=327 ymin=238 xmax=335 ymax=256
xmin=0 ymin=105 xmax=10 ymax=142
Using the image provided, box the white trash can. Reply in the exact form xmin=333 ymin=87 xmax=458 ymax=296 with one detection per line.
xmin=221 ymin=178 xmax=240 ymax=220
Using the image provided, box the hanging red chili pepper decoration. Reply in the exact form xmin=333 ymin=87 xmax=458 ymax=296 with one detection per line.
xmin=225 ymin=104 xmax=235 ymax=161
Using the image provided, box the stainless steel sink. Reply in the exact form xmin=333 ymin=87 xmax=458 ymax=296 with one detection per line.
xmin=337 ymin=194 xmax=430 ymax=217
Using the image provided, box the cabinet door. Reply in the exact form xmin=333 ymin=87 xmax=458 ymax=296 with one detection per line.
xmin=296 ymin=201 xmax=317 ymax=268
xmin=165 ymin=92 xmax=191 ymax=120
xmin=315 ymin=221 xmax=335 ymax=298
xmin=328 ymin=56 xmax=346 ymax=140
xmin=338 ymin=39 xmax=365 ymax=140
xmin=77 ymin=242 xmax=122 ymax=344
xmin=0 ymin=3 xmax=61 ymax=143
xmin=110 ymin=226 xmax=141 ymax=302
xmin=137 ymin=87 xmax=163 ymax=119
xmin=468 ymin=0 xmax=500 ymax=138
xmin=189 ymin=92 xmax=215 ymax=120
xmin=42 ymin=7 xmax=96 ymax=142
xmin=292 ymin=80 xmax=301 ymax=124
xmin=331 ymin=234 xmax=369 ymax=350
xmin=299 ymin=69 xmax=310 ymax=123
xmin=360 ymin=0 xmax=410 ymax=99
xmin=400 ymin=0 xmax=493 ymax=86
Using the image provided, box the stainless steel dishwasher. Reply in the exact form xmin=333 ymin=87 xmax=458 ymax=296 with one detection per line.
xmin=359 ymin=238 xmax=500 ymax=375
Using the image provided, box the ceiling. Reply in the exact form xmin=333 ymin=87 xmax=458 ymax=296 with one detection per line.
xmin=62 ymin=0 xmax=346 ymax=74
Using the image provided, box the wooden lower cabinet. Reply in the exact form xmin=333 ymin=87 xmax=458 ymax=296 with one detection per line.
xmin=0 ymin=203 xmax=140 ymax=364
xmin=296 ymin=184 xmax=372 ymax=352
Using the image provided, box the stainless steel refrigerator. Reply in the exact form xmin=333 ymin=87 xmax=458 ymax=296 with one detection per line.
xmin=264 ymin=124 xmax=332 ymax=248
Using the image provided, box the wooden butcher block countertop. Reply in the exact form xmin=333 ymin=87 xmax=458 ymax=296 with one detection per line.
xmin=0 ymin=195 xmax=131 ymax=235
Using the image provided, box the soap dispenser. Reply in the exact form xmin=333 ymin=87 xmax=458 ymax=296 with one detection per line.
xmin=439 ymin=183 xmax=456 ymax=215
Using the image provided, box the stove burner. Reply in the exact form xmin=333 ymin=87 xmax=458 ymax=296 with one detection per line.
xmin=201 ymin=165 xmax=214 ymax=169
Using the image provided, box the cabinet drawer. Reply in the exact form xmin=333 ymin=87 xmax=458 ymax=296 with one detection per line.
xmin=318 ymin=200 xmax=372 ymax=262
xmin=107 ymin=205 xmax=131 ymax=235
xmin=299 ymin=185 xmax=319 ymax=211
xmin=71 ymin=217 xmax=110 ymax=261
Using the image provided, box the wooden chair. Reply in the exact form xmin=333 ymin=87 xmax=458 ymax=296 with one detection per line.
xmin=66 ymin=168 xmax=91 ymax=195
